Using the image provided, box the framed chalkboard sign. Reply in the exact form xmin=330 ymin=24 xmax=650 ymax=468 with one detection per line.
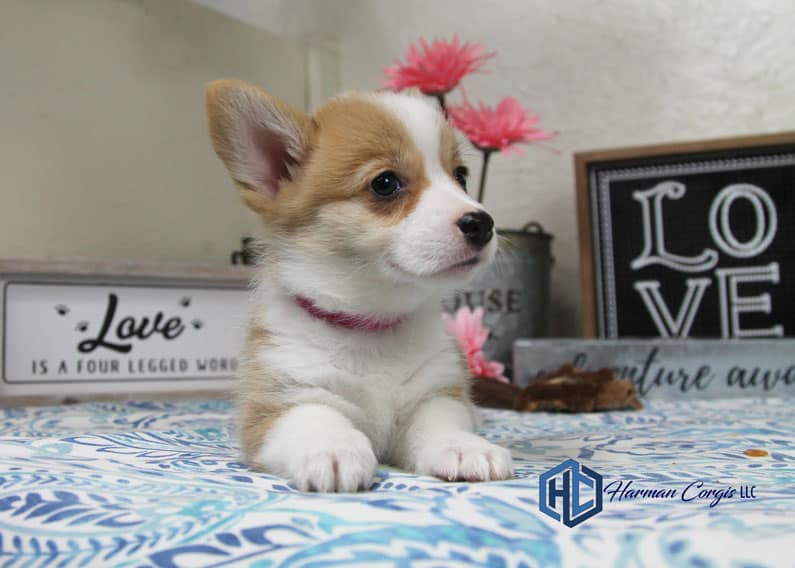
xmin=575 ymin=132 xmax=795 ymax=339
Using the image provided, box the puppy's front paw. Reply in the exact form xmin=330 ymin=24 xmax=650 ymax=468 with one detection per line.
xmin=284 ymin=429 xmax=377 ymax=493
xmin=416 ymin=432 xmax=513 ymax=482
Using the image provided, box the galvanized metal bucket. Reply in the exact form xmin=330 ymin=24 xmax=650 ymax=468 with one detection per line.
xmin=444 ymin=222 xmax=554 ymax=377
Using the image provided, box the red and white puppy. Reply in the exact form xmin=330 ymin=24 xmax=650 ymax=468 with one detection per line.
xmin=206 ymin=80 xmax=513 ymax=492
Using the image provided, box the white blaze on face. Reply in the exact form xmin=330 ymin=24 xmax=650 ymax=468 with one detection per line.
xmin=371 ymin=93 xmax=497 ymax=279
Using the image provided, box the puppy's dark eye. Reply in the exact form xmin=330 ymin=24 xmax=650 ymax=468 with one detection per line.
xmin=454 ymin=166 xmax=469 ymax=190
xmin=370 ymin=171 xmax=402 ymax=197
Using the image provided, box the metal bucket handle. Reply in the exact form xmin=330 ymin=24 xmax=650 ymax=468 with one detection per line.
xmin=522 ymin=221 xmax=548 ymax=236
xmin=521 ymin=221 xmax=555 ymax=265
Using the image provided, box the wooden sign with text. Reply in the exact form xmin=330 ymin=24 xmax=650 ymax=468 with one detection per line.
xmin=514 ymin=339 xmax=795 ymax=399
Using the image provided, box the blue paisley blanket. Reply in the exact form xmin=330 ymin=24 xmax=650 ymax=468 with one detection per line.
xmin=0 ymin=398 xmax=792 ymax=567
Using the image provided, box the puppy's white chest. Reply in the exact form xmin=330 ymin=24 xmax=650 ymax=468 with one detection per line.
xmin=257 ymin=311 xmax=463 ymax=457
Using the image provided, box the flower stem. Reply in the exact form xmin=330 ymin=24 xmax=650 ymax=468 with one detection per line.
xmin=477 ymin=149 xmax=493 ymax=204
xmin=435 ymin=93 xmax=448 ymax=118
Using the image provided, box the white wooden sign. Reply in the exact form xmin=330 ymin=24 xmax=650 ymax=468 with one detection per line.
xmin=0 ymin=261 xmax=252 ymax=404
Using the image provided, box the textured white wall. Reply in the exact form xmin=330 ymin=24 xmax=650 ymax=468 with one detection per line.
xmin=0 ymin=0 xmax=307 ymax=264
xmin=332 ymin=0 xmax=795 ymax=335
xmin=192 ymin=0 xmax=344 ymax=110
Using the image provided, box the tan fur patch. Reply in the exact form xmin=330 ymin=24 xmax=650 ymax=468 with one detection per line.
xmin=206 ymin=79 xmax=315 ymax=217
xmin=237 ymin=324 xmax=288 ymax=464
xmin=436 ymin=345 xmax=474 ymax=404
xmin=439 ymin=122 xmax=464 ymax=175
xmin=275 ymin=96 xmax=432 ymax=230
xmin=438 ymin=381 xmax=471 ymax=402
xmin=240 ymin=397 xmax=284 ymax=465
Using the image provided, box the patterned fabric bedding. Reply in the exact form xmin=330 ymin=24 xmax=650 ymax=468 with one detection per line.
xmin=0 ymin=398 xmax=792 ymax=568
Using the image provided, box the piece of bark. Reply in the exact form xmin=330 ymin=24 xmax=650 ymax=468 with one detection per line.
xmin=516 ymin=364 xmax=643 ymax=412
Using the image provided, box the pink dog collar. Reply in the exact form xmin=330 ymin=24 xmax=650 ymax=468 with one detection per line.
xmin=294 ymin=296 xmax=404 ymax=332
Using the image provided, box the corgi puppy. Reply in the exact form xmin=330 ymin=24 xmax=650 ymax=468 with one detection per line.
xmin=206 ymin=80 xmax=513 ymax=492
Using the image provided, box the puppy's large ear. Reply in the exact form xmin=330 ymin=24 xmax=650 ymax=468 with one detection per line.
xmin=206 ymin=80 xmax=312 ymax=211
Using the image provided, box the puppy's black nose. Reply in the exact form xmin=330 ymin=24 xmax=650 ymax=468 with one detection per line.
xmin=457 ymin=211 xmax=494 ymax=249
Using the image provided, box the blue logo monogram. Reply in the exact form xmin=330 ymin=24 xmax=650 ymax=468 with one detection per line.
xmin=539 ymin=459 xmax=603 ymax=527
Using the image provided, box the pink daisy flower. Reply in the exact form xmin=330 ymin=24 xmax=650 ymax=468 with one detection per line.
xmin=442 ymin=306 xmax=508 ymax=383
xmin=383 ymin=35 xmax=494 ymax=96
xmin=448 ymin=95 xmax=555 ymax=155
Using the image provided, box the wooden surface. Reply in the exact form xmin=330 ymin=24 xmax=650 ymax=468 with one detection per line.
xmin=0 ymin=390 xmax=233 ymax=409
xmin=574 ymin=152 xmax=597 ymax=338
xmin=573 ymin=130 xmax=795 ymax=338
xmin=0 ymin=258 xmax=256 ymax=285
